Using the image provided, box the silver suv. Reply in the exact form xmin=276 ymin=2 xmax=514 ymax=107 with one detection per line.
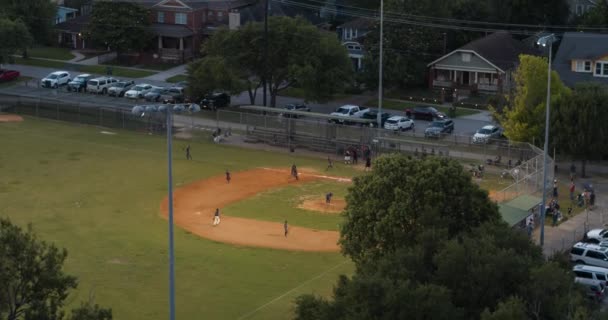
xmin=571 ymin=242 xmax=608 ymax=268
xmin=86 ymin=77 xmax=119 ymax=94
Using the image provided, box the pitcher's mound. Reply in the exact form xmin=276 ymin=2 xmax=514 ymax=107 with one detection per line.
xmin=0 ymin=114 xmax=23 ymax=122
xmin=299 ymin=198 xmax=346 ymax=214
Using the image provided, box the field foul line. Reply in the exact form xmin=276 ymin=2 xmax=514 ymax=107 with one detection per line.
xmin=237 ymin=260 xmax=349 ymax=320
xmin=259 ymin=167 xmax=352 ymax=183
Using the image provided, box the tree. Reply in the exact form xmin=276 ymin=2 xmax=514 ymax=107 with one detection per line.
xmin=69 ymin=301 xmax=112 ymax=320
xmin=186 ymin=56 xmax=247 ymax=102
xmin=480 ymin=297 xmax=527 ymax=320
xmin=340 ymin=155 xmax=501 ymax=265
xmin=188 ymin=16 xmax=353 ymax=107
xmin=0 ymin=0 xmax=55 ymax=44
xmin=552 ymin=83 xmax=608 ymax=177
xmin=84 ymin=1 xmax=152 ymax=55
xmin=0 ymin=17 xmax=32 ymax=64
xmin=492 ymin=54 xmax=571 ymax=145
xmin=577 ymin=0 xmax=608 ymax=27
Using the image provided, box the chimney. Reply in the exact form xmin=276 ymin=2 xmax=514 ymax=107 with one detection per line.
xmin=229 ymin=11 xmax=241 ymax=30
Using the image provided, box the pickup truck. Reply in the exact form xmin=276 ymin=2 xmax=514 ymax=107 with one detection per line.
xmin=329 ymin=105 xmax=369 ymax=124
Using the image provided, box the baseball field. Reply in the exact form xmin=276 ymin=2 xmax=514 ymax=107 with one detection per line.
xmin=0 ymin=115 xmax=358 ymax=319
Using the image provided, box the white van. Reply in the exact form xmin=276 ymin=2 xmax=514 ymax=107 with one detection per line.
xmin=570 ymin=242 xmax=608 ymax=268
xmin=573 ymin=265 xmax=608 ymax=286
xmin=86 ymin=77 xmax=118 ymax=94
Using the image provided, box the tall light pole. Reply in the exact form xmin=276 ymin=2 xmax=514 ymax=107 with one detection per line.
xmin=263 ymin=0 xmax=269 ymax=107
xmin=132 ymin=103 xmax=201 ymax=320
xmin=376 ymin=0 xmax=384 ymax=128
xmin=537 ymin=33 xmax=557 ymax=247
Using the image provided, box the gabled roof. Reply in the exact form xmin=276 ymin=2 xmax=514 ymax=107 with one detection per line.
xmin=55 ymin=14 xmax=90 ymax=33
xmin=553 ymin=32 xmax=608 ymax=87
xmin=150 ymin=23 xmax=194 ymax=37
xmin=337 ymin=17 xmax=373 ymax=30
xmin=126 ymin=0 xmax=254 ymax=10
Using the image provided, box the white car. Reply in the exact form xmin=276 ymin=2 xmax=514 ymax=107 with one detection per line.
xmin=41 ymin=71 xmax=71 ymax=88
xmin=384 ymin=116 xmax=414 ymax=131
xmin=473 ymin=125 xmax=502 ymax=144
xmin=124 ymin=84 xmax=153 ymax=99
xmin=585 ymin=229 xmax=608 ymax=244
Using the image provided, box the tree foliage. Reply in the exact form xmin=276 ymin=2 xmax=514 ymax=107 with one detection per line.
xmin=492 ymin=54 xmax=570 ymax=145
xmin=84 ymin=1 xmax=152 ymax=54
xmin=577 ymin=0 xmax=608 ymax=26
xmin=0 ymin=0 xmax=55 ymax=44
xmin=68 ymin=301 xmax=112 ymax=320
xmin=0 ymin=17 xmax=32 ymax=64
xmin=295 ymin=154 xmax=597 ymax=320
xmin=552 ymin=83 xmax=608 ymax=177
xmin=188 ymin=16 xmax=353 ymax=107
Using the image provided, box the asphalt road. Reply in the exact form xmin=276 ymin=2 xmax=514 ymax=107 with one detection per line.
xmin=5 ymin=63 xmax=494 ymax=136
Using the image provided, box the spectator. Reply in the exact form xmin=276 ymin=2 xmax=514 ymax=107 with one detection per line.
xmin=569 ymin=181 xmax=575 ymax=201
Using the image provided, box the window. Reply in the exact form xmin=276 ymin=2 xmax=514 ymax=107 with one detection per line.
xmin=597 ymin=273 xmax=607 ymax=281
xmin=175 ymin=12 xmax=187 ymax=24
xmin=571 ymin=248 xmax=585 ymax=255
xmin=157 ymin=12 xmax=164 ymax=23
xmin=586 ymin=250 xmax=607 ymax=260
xmin=575 ymin=60 xmax=592 ymax=72
xmin=217 ymin=11 xmax=223 ymax=17
xmin=595 ymin=62 xmax=608 ymax=77
xmin=462 ymin=53 xmax=471 ymax=62
xmin=208 ymin=11 xmax=214 ymax=17
xmin=575 ymin=271 xmax=593 ymax=279
xmin=576 ymin=4 xmax=584 ymax=15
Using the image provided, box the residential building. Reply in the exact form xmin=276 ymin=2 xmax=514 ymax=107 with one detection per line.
xmin=568 ymin=0 xmax=603 ymax=16
xmin=553 ymin=32 xmax=608 ymax=88
xmin=56 ymin=6 xmax=78 ymax=24
xmin=56 ymin=15 xmax=90 ymax=49
xmin=427 ymin=32 xmax=538 ymax=94
xmin=336 ymin=17 xmax=372 ymax=71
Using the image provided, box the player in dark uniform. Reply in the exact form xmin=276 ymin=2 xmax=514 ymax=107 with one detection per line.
xmin=291 ymin=164 xmax=299 ymax=180
xmin=326 ymin=157 xmax=333 ymax=171
xmin=226 ymin=170 xmax=231 ymax=184
xmin=325 ymin=192 xmax=333 ymax=204
xmin=185 ymin=144 xmax=192 ymax=160
xmin=284 ymin=220 xmax=289 ymax=237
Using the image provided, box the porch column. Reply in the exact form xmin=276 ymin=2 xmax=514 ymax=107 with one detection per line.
xmin=58 ymin=33 xmax=62 ymax=45
xmin=357 ymin=58 xmax=362 ymax=70
xmin=179 ymin=37 xmax=184 ymax=50
xmin=72 ymin=34 xmax=77 ymax=49
xmin=158 ymin=35 xmax=163 ymax=49
xmin=474 ymin=72 xmax=478 ymax=84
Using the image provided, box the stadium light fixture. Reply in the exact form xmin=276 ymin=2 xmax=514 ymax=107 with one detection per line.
xmin=131 ymin=103 xmax=200 ymax=320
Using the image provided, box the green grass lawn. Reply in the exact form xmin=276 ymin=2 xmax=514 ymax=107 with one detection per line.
xmin=224 ymin=181 xmax=350 ymax=231
xmin=279 ymin=87 xmax=349 ymax=102
xmin=0 ymin=117 xmax=356 ymax=319
xmin=27 ymin=46 xmax=75 ymax=61
xmin=13 ymin=58 xmax=157 ymax=78
xmin=166 ymin=74 xmax=188 ymax=83
xmin=364 ymin=98 xmax=480 ymax=118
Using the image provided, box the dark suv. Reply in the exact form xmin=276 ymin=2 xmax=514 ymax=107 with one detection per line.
xmin=201 ymin=92 xmax=231 ymax=110
xmin=160 ymin=87 xmax=185 ymax=103
xmin=424 ymin=119 xmax=454 ymax=138
xmin=406 ymin=106 xmax=446 ymax=121
xmin=362 ymin=110 xmax=391 ymax=127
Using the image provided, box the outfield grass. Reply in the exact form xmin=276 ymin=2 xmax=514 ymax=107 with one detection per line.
xmin=13 ymin=58 xmax=157 ymax=78
xmin=27 ymin=46 xmax=75 ymax=61
xmin=364 ymin=98 xmax=480 ymax=117
xmin=224 ymin=181 xmax=349 ymax=231
xmin=166 ymin=74 xmax=188 ymax=83
xmin=0 ymin=117 xmax=356 ymax=319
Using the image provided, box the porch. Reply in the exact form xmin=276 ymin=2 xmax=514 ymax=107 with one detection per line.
xmin=430 ymin=68 xmax=502 ymax=93
xmin=151 ymin=24 xmax=195 ymax=63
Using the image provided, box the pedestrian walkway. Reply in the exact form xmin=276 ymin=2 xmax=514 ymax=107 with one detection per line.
xmin=68 ymin=50 xmax=85 ymax=63
xmin=142 ymin=64 xmax=187 ymax=81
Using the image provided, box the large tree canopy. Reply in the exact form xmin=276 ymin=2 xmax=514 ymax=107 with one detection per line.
xmin=0 ymin=0 xmax=55 ymax=44
xmin=188 ymin=16 xmax=353 ymax=107
xmin=295 ymin=155 xmax=596 ymax=320
xmin=492 ymin=54 xmax=571 ymax=145
xmin=0 ymin=17 xmax=32 ymax=64
xmin=84 ymin=1 xmax=152 ymax=54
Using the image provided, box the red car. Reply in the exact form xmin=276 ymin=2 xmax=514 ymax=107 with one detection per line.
xmin=0 ymin=69 xmax=20 ymax=82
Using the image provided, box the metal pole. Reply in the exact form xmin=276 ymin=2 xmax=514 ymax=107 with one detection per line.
xmin=376 ymin=0 xmax=384 ymax=128
xmin=540 ymin=42 xmax=553 ymax=247
xmin=263 ymin=0 xmax=269 ymax=107
xmin=167 ymin=110 xmax=176 ymax=320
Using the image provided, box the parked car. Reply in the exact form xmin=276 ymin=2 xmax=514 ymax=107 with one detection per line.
xmin=329 ymin=105 xmax=368 ymax=124
xmin=384 ymin=116 xmax=414 ymax=131
xmin=107 ymin=81 xmax=135 ymax=97
xmin=41 ymin=71 xmax=71 ymax=88
xmin=473 ymin=125 xmax=502 ymax=144
xmin=573 ymin=265 xmax=608 ymax=286
xmin=585 ymin=229 xmax=608 ymax=244
xmin=160 ymin=87 xmax=184 ymax=103
xmin=67 ymin=74 xmax=93 ymax=92
xmin=0 ymin=69 xmax=20 ymax=82
xmin=570 ymin=242 xmax=608 ymax=268
xmin=424 ymin=119 xmax=454 ymax=138
xmin=144 ymin=87 xmax=167 ymax=102
xmin=200 ymin=92 xmax=230 ymax=110
xmin=125 ymin=84 xmax=153 ymax=99
xmin=405 ymin=106 xmax=446 ymax=121
xmin=86 ymin=77 xmax=118 ymax=94
xmin=281 ymin=104 xmax=311 ymax=118
xmin=361 ymin=110 xmax=391 ymax=128
xmin=575 ymin=277 xmax=606 ymax=302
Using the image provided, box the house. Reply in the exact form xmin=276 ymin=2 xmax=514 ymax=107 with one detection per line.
xmin=56 ymin=15 xmax=90 ymax=49
xmin=427 ymin=32 xmax=538 ymax=94
xmin=56 ymin=6 xmax=78 ymax=24
xmin=568 ymin=0 xmax=603 ymax=16
xmin=235 ymin=0 xmax=328 ymax=29
xmin=335 ymin=18 xmax=372 ymax=71
xmin=553 ymin=32 xmax=608 ymax=88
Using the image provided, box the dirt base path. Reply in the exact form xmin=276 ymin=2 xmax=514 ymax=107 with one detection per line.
xmin=0 ymin=114 xmax=23 ymax=122
xmin=160 ymin=168 xmax=344 ymax=252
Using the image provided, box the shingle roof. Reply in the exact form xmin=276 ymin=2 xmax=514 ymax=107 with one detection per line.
xmin=337 ymin=17 xmax=373 ymax=30
xmin=553 ymin=32 xmax=608 ymax=87
xmin=460 ymin=31 xmax=538 ymax=71
xmin=55 ymin=14 xmax=90 ymax=33
xmin=150 ymin=23 xmax=194 ymax=37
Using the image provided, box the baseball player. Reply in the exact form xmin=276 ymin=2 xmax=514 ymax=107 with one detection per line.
xmin=291 ymin=164 xmax=299 ymax=181
xmin=326 ymin=157 xmax=333 ymax=170
xmin=325 ymin=192 xmax=333 ymax=204
xmin=226 ymin=170 xmax=231 ymax=184
xmin=213 ymin=208 xmax=221 ymax=226
xmin=185 ymin=144 xmax=192 ymax=160
xmin=284 ymin=220 xmax=289 ymax=237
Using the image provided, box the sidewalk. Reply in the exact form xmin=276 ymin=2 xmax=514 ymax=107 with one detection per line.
xmin=142 ymin=64 xmax=187 ymax=81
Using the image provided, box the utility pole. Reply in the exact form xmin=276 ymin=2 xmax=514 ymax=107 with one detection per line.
xmin=376 ymin=0 xmax=384 ymax=129
xmin=263 ymin=0 xmax=269 ymax=107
